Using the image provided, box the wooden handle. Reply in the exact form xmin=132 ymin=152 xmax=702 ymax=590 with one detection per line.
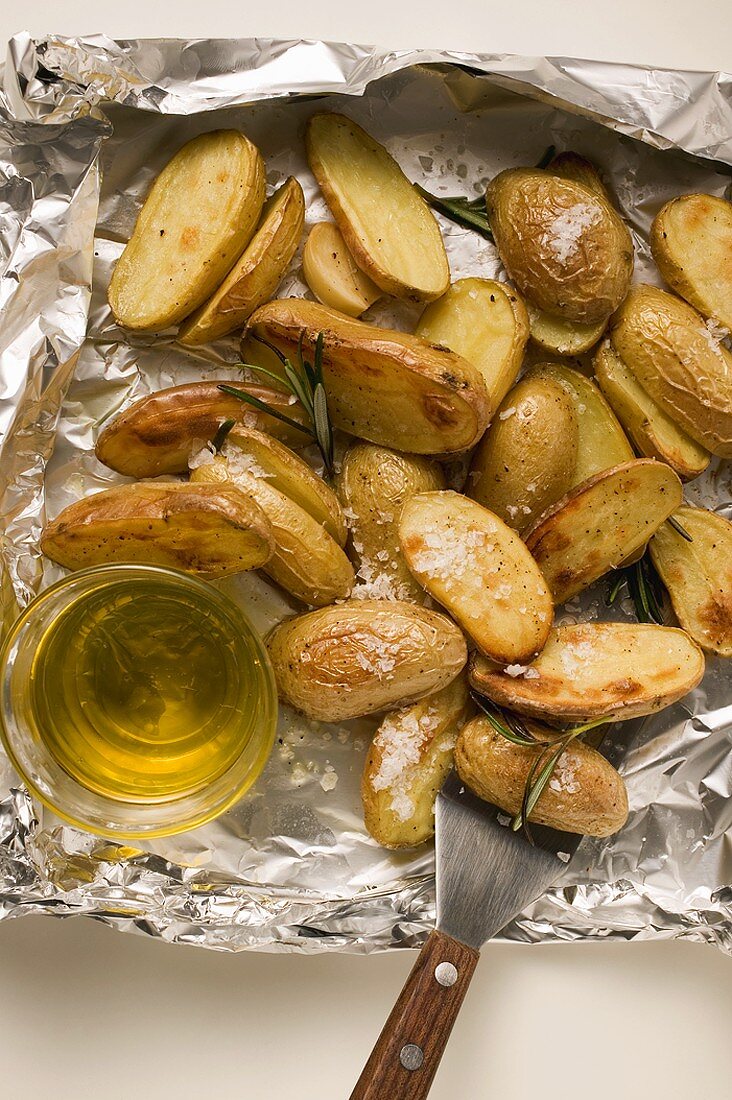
xmin=349 ymin=929 xmax=479 ymax=1100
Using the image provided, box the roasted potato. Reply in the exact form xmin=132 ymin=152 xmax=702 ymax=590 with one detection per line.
xmin=398 ymin=491 xmax=553 ymax=664
xmin=247 ymin=300 xmax=491 ymax=454
xmin=178 ymin=177 xmax=305 ymax=345
xmin=455 ymin=714 xmax=628 ymax=837
xmin=525 ymin=459 xmax=683 ymax=604
xmin=41 ymin=482 xmax=273 ymax=577
xmin=651 ymin=193 xmax=732 ymax=330
xmin=470 ymin=622 xmax=705 ymax=723
xmin=191 ymin=451 xmax=353 ymax=606
xmin=486 ymin=167 xmax=633 ymax=324
xmin=307 ymin=113 xmax=449 ymax=302
xmin=336 ymin=443 xmax=445 ymax=601
xmin=109 ymin=131 xmax=265 ymax=331
xmin=610 ymin=285 xmax=732 ymax=458
xmin=527 ymin=302 xmax=607 ymax=356
xmin=467 ymin=374 xmax=578 ymax=531
xmin=546 ymin=151 xmax=609 ymax=200
xmin=362 ymin=677 xmax=472 ymax=848
xmin=649 ymin=505 xmax=732 ymax=657
xmin=593 ymin=339 xmax=710 ymax=481
xmin=95 ymin=381 xmax=309 ymax=478
xmin=302 ymin=222 xmax=382 ymax=318
xmin=267 ymin=599 xmax=467 ymax=722
xmin=416 ymin=278 xmax=529 ymax=414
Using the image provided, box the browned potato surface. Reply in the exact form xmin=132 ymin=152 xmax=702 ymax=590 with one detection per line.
xmin=651 ymin=193 xmax=732 ymax=329
xmin=302 ymin=222 xmax=382 ymax=317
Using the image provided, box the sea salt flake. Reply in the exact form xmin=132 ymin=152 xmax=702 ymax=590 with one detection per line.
xmin=320 ymin=765 xmax=338 ymax=792
xmin=499 ymin=406 xmax=516 ymax=421
xmin=543 ymin=203 xmax=599 ymax=264
xmin=188 ymin=439 xmax=216 ymax=469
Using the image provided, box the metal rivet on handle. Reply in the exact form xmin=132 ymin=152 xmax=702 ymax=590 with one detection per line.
xmin=400 ymin=1044 xmax=424 ymax=1071
xmin=434 ymin=962 xmax=458 ymax=987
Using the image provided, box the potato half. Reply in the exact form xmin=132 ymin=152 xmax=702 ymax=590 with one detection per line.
xmin=307 ymin=113 xmax=449 ymax=302
xmin=546 ymin=151 xmax=610 ymax=200
xmin=398 ymin=491 xmax=553 ymax=664
xmin=41 ymin=482 xmax=273 ymax=577
xmin=525 ymin=459 xmax=683 ymax=604
xmin=416 ymin=278 xmax=529 ymax=415
xmin=527 ymin=303 xmax=607 ymax=357
xmin=267 ymin=599 xmax=467 ymax=722
xmin=247 ymin=299 xmax=491 ymax=454
xmin=610 ymin=284 xmax=732 ymax=458
xmin=362 ymin=677 xmax=472 ymax=848
xmin=470 ymin=622 xmax=704 ymax=723
xmin=594 ymin=339 xmax=710 ymax=481
xmin=486 ymin=167 xmax=633 ymax=324
xmin=95 ymin=381 xmax=310 ymax=478
xmin=109 ymin=131 xmax=265 ymax=331
xmin=649 ymin=505 xmax=732 ymax=657
xmin=302 ymin=222 xmax=382 ymax=318
xmin=467 ymin=374 xmax=578 ymax=531
xmin=455 ymin=714 xmax=628 ymax=837
xmin=178 ymin=177 xmax=305 ymax=345
xmin=651 ymin=193 xmax=732 ymax=330
xmin=336 ymin=443 xmax=445 ymax=601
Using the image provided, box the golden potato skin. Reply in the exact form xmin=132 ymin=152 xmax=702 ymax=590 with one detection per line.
xmin=486 ymin=168 xmax=633 ymax=324
xmin=95 ymin=381 xmax=309 ymax=478
xmin=247 ymin=299 xmax=492 ymax=454
xmin=593 ymin=339 xmax=710 ymax=481
xmin=178 ymin=177 xmax=305 ymax=345
xmin=455 ymin=715 xmax=628 ymax=837
xmin=649 ymin=505 xmax=732 ymax=657
xmin=362 ymin=677 xmax=472 ymax=849
xmin=651 ymin=193 xmax=732 ymax=330
xmin=307 ymin=113 xmax=449 ymax=302
xmin=266 ymin=599 xmax=467 ymax=722
xmin=109 ymin=131 xmax=265 ymax=331
xmin=470 ymin=622 xmax=705 ymax=723
xmin=525 ymin=459 xmax=683 ymax=604
xmin=610 ymin=284 xmax=732 ymax=458
xmin=41 ymin=482 xmax=273 ymax=577
xmin=336 ymin=443 xmax=445 ymax=601
xmin=398 ymin=491 xmax=553 ymax=665
xmin=546 ymin=151 xmax=610 ymax=200
xmin=302 ymin=222 xmax=381 ymax=318
xmin=467 ymin=375 xmax=578 ymax=531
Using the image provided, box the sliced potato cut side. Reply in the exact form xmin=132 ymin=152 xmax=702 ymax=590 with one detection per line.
xmin=525 ymin=459 xmax=683 ymax=604
xmin=651 ymin=193 xmax=732 ymax=330
xmin=470 ymin=622 xmax=704 ymax=722
xmin=527 ymin=302 xmax=606 ymax=356
xmin=416 ymin=278 xmax=529 ymax=414
xmin=306 ymin=113 xmax=449 ymax=302
xmin=302 ymin=222 xmax=382 ymax=318
xmin=178 ymin=177 xmax=305 ymax=345
xmin=109 ymin=130 xmax=265 ymax=331
xmin=649 ymin=505 xmax=732 ymax=657
xmin=398 ymin=490 xmax=553 ymax=664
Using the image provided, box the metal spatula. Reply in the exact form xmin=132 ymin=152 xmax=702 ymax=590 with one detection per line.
xmin=349 ymin=771 xmax=584 ymax=1100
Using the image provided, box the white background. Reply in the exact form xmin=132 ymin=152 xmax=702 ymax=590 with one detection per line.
xmin=2 ymin=3 xmax=732 ymax=1098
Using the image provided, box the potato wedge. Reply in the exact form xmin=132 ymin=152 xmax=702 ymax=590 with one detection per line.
xmin=95 ymin=381 xmax=309 ymax=478
xmin=302 ymin=222 xmax=382 ymax=318
xmin=651 ymin=193 xmax=732 ymax=329
xmin=467 ymin=375 xmax=578 ymax=531
xmin=486 ymin=167 xmax=633 ymax=324
xmin=191 ymin=452 xmax=353 ymax=606
xmin=267 ymin=599 xmax=467 ymax=722
xmin=247 ymin=300 xmax=491 ymax=454
xmin=307 ymin=113 xmax=449 ymax=302
xmin=470 ymin=622 xmax=704 ymax=722
xmin=610 ymin=285 xmax=732 ymax=457
xmin=527 ymin=362 xmax=634 ymax=486
xmin=41 ymin=482 xmax=273 ymax=578
xmin=546 ymin=151 xmax=609 ymax=200
xmin=362 ymin=677 xmax=472 ymax=848
xmin=177 ymin=177 xmax=305 ymax=346
xmin=455 ymin=714 xmax=628 ymax=837
xmin=398 ymin=491 xmax=553 ymax=664
xmin=527 ymin=302 xmax=606 ymax=356
xmin=594 ymin=339 xmax=710 ymax=481
xmin=109 ymin=131 xmax=265 ymax=331
xmin=336 ymin=443 xmax=445 ymax=601
xmin=415 ymin=279 xmax=529 ymax=414
xmin=649 ymin=505 xmax=732 ymax=657
xmin=525 ymin=459 xmax=683 ymax=604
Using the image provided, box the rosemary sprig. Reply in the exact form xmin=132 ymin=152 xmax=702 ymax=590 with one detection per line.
xmin=535 ymin=144 xmax=557 ymax=169
xmin=415 ymin=184 xmax=494 ymax=241
xmin=606 ymin=552 xmax=666 ymax=625
xmin=667 ymin=515 xmax=693 ymax=542
xmin=211 ymin=418 xmax=236 ymax=453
